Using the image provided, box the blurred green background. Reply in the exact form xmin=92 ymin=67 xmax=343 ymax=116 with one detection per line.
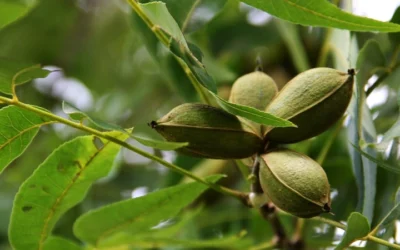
xmin=1 ymin=0 xmax=400 ymax=249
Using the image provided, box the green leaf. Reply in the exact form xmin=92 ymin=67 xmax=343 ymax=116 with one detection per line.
xmin=351 ymin=143 xmax=400 ymax=175
xmin=335 ymin=212 xmax=370 ymax=250
xmin=356 ymin=40 xmax=386 ymax=88
xmin=141 ymin=2 xmax=187 ymax=47
xmin=382 ymin=117 xmax=400 ymax=142
xmin=0 ymin=59 xmax=51 ymax=94
xmin=0 ymin=106 xmax=54 ymax=174
xmin=179 ymin=0 xmax=227 ymax=33
xmin=43 ymin=236 xmax=82 ymax=250
xmin=370 ymin=141 xmax=400 ymax=244
xmin=372 ymin=202 xmax=400 ymax=235
xmin=213 ymin=94 xmax=296 ymax=127
xmin=62 ymin=102 xmax=127 ymax=133
xmin=347 ymin=106 xmax=377 ymax=223
xmin=328 ymin=1 xmax=352 ymax=71
xmin=140 ymin=206 xmax=203 ymax=238
xmin=97 ymin=232 xmax=250 ymax=249
xmin=14 ymin=68 xmax=52 ymax=86
xmin=346 ymin=40 xmax=381 ymax=223
xmin=241 ymin=0 xmax=400 ymax=32
xmin=73 ymin=175 xmax=223 ymax=247
xmin=168 ymin=32 xmax=217 ymax=93
xmin=274 ymin=19 xmax=310 ymax=72
xmin=98 ymin=206 xmax=204 ymax=247
xmin=131 ymin=1 xmax=201 ymax=101
xmin=135 ymin=1 xmax=218 ymax=93
xmin=396 ymin=187 xmax=400 ymax=204
xmin=149 ymin=32 xmax=316 ymax=128
xmin=0 ymin=1 xmax=30 ymax=29
xmin=385 ymin=66 xmax=400 ymax=93
xmin=62 ymin=102 xmax=187 ymax=150
xmin=202 ymin=50 xmax=237 ymax=83
xmin=389 ymin=6 xmax=400 ymax=45
xmin=141 ymin=0 xmax=227 ymax=33
xmin=131 ymin=13 xmax=198 ymax=102
xmin=132 ymin=135 xmax=188 ymax=150
xmin=329 ymin=29 xmax=351 ymax=71
xmin=163 ymin=53 xmax=200 ymax=101
xmin=142 ymin=0 xmax=196 ymax=29
xmin=148 ymin=206 xmax=203 ymax=237
xmin=8 ymin=131 xmax=129 ymax=250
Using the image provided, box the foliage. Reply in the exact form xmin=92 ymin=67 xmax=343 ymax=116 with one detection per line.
xmin=0 ymin=0 xmax=400 ymax=249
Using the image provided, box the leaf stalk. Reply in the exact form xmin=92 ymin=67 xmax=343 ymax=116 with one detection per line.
xmin=0 ymin=95 xmax=245 ymax=203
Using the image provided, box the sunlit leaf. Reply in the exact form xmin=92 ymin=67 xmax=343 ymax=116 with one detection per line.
xmin=241 ymin=0 xmax=400 ymax=32
xmin=43 ymin=236 xmax=82 ymax=250
xmin=0 ymin=106 xmax=54 ymax=174
xmin=0 ymin=1 xmax=31 ymax=29
xmin=73 ymin=175 xmax=223 ymax=247
xmin=8 ymin=131 xmax=129 ymax=250
xmin=335 ymin=212 xmax=370 ymax=250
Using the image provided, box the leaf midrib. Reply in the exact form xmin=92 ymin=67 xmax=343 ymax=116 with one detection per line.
xmin=0 ymin=121 xmax=55 ymax=151
xmin=279 ymin=0 xmax=399 ymax=31
xmin=37 ymin=138 xmax=110 ymax=250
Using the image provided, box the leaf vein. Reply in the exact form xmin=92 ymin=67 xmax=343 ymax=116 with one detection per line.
xmin=37 ymin=138 xmax=111 ymax=250
xmin=0 ymin=121 xmax=54 ymax=151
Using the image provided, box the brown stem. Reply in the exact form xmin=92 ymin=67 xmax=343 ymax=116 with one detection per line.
xmin=365 ymin=71 xmax=389 ymax=97
xmin=251 ymin=156 xmax=263 ymax=194
xmin=290 ymin=218 xmax=305 ymax=250
xmin=259 ymin=203 xmax=288 ymax=248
